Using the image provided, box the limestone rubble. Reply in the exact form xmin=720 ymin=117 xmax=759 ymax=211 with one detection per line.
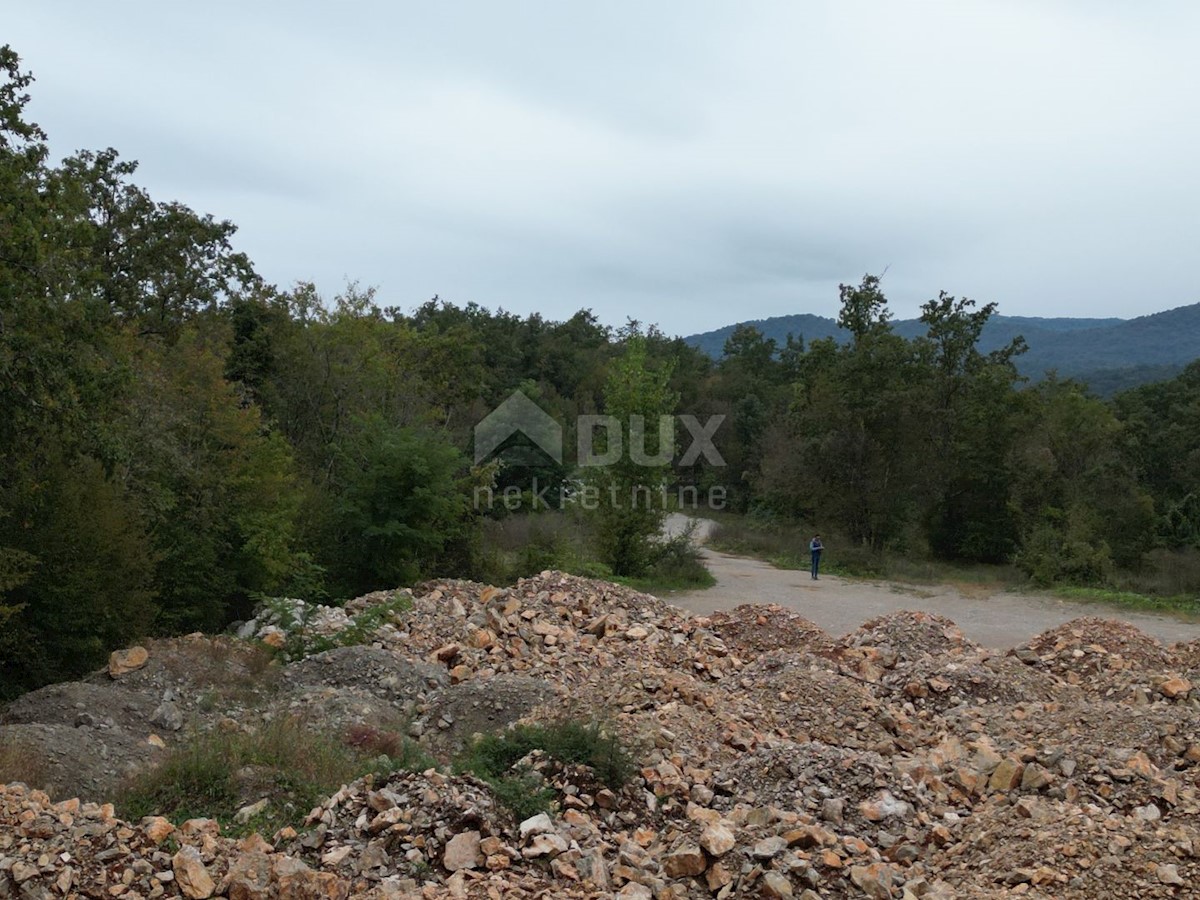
xmin=4 ymin=572 xmax=1200 ymax=898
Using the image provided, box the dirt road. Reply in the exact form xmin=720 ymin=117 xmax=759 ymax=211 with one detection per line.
xmin=666 ymin=517 xmax=1200 ymax=648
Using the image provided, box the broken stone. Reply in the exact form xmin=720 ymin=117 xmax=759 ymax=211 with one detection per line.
xmin=108 ymin=646 xmax=150 ymax=677
xmin=443 ymin=830 xmax=482 ymax=871
xmin=172 ymin=846 xmax=215 ymax=900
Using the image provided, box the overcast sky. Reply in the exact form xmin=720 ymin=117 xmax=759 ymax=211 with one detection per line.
xmin=9 ymin=1 xmax=1199 ymax=335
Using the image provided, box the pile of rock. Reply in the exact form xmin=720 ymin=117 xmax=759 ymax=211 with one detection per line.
xmin=0 ymin=783 xmax=350 ymax=900
xmin=7 ymin=572 xmax=1200 ymax=898
xmin=0 ymin=635 xmax=278 ymax=800
xmin=1012 ymin=616 xmax=1187 ymax=699
xmin=704 ymin=605 xmax=835 ymax=658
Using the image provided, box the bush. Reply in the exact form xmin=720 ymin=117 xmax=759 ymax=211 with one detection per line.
xmin=623 ymin=531 xmax=715 ymax=592
xmin=456 ymin=719 xmax=634 ymax=820
xmin=259 ymin=591 xmax=413 ymax=661
xmin=478 ymin=511 xmax=713 ymax=592
xmin=1017 ymin=521 xmax=1113 ymax=586
xmin=486 ymin=772 xmax=556 ymax=822
xmin=117 ymin=716 xmax=425 ymax=836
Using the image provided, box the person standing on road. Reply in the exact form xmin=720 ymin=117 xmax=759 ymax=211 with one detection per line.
xmin=809 ymin=534 xmax=823 ymax=580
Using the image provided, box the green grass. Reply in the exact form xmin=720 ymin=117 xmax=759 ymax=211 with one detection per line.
xmin=116 ymin=716 xmax=432 ymax=837
xmin=455 ymin=719 xmax=634 ymax=821
xmin=614 ymin=568 xmax=716 ymax=594
xmin=1051 ymin=585 xmax=1200 ymax=616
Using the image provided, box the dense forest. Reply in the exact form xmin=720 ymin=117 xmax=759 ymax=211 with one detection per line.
xmin=3 ymin=48 xmax=1199 ymax=699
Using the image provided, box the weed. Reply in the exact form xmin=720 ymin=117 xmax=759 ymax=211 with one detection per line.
xmin=456 ymin=719 xmax=634 ymax=821
xmin=458 ymin=720 xmax=632 ymax=788
xmin=488 ymin=772 xmax=555 ymax=821
xmin=262 ymin=592 xmax=414 ymax=661
xmin=116 ymin=715 xmax=427 ymax=837
xmin=409 ymin=858 xmax=432 ymax=879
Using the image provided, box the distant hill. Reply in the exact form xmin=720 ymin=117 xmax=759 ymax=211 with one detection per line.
xmin=684 ymin=304 xmax=1200 ymax=394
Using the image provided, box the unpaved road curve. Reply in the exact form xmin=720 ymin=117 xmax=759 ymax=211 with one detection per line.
xmin=665 ymin=517 xmax=1200 ymax=648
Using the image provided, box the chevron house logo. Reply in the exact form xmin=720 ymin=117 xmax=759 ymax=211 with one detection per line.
xmin=472 ymin=391 xmax=729 ymax=513
xmin=473 ymin=390 xmax=563 ymax=465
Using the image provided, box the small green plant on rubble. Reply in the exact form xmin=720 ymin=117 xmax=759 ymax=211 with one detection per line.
xmin=455 ymin=719 xmax=634 ymax=821
xmin=116 ymin=715 xmax=429 ymax=837
xmin=258 ymin=591 xmax=413 ymax=660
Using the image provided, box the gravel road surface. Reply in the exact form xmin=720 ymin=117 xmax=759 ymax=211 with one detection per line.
xmin=666 ymin=516 xmax=1200 ymax=647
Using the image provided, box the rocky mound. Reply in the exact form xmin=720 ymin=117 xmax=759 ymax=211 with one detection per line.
xmin=839 ymin=610 xmax=979 ymax=663
xmin=4 ymin=575 xmax=1200 ymax=899
xmin=1012 ymin=616 xmax=1184 ymax=697
xmin=704 ymin=604 xmax=835 ymax=658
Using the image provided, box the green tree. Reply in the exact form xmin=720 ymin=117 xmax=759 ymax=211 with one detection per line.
xmin=55 ymin=147 xmax=257 ymax=337
xmin=589 ymin=335 xmax=678 ymax=576
xmin=1113 ymin=361 xmax=1200 ymax=547
xmin=915 ymin=293 xmax=1025 ymax=561
xmin=837 ymin=273 xmax=891 ymax=343
xmin=762 ymin=276 xmax=924 ymax=549
xmin=0 ymin=456 xmax=157 ymax=696
xmin=117 ymin=332 xmax=302 ymax=629
xmin=711 ymin=325 xmax=785 ymax=511
xmin=324 ymin=418 xmax=474 ymax=595
xmin=1011 ymin=379 xmax=1154 ymax=581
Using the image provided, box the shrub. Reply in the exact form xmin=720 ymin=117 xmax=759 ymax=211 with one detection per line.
xmin=117 ymin=716 xmax=424 ymax=836
xmin=260 ymin=591 xmax=413 ymax=661
xmin=487 ymin=772 xmax=556 ymax=822
xmin=456 ymin=719 xmax=634 ymax=820
xmin=622 ymin=531 xmax=715 ymax=591
xmin=1017 ymin=521 xmax=1113 ymax=586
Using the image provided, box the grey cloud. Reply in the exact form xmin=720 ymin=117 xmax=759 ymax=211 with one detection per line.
xmin=7 ymin=1 xmax=1199 ymax=334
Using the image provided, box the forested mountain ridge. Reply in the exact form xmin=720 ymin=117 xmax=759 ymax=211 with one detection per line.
xmin=685 ymin=304 xmax=1200 ymax=390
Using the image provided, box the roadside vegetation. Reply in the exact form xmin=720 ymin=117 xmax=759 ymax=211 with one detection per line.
xmin=709 ymin=515 xmax=1200 ymax=616
xmin=1050 ymin=586 xmax=1200 ymax=617
xmin=478 ymin=509 xmax=714 ymax=595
